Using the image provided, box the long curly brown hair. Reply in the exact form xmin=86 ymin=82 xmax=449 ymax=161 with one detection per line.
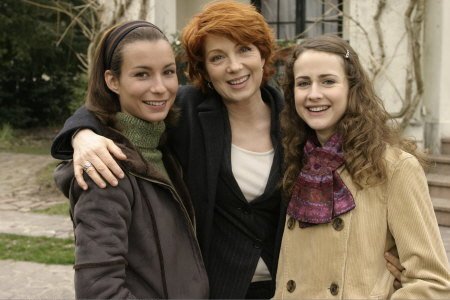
xmin=281 ymin=35 xmax=427 ymax=196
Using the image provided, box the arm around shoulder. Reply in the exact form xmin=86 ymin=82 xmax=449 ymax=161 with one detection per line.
xmin=51 ymin=106 xmax=105 ymax=160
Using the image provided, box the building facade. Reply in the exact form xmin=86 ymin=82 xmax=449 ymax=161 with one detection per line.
xmin=143 ymin=0 xmax=449 ymax=153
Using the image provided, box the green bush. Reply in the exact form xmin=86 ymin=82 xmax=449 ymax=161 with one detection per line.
xmin=0 ymin=0 xmax=88 ymax=128
xmin=0 ymin=123 xmax=14 ymax=147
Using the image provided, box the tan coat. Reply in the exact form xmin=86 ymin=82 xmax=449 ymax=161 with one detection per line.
xmin=274 ymin=147 xmax=450 ymax=299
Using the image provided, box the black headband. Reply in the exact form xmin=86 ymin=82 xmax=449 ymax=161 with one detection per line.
xmin=104 ymin=20 xmax=165 ymax=69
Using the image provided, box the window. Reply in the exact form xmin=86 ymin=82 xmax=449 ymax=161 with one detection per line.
xmin=252 ymin=0 xmax=343 ymax=40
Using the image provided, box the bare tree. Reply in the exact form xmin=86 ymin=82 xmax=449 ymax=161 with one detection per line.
xmin=22 ymin=0 xmax=154 ymax=71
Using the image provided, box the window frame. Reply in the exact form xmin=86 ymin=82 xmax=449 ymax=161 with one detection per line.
xmin=252 ymin=0 xmax=343 ymax=39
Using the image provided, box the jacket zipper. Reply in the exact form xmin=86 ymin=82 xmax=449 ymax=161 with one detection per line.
xmin=130 ymin=172 xmax=200 ymax=249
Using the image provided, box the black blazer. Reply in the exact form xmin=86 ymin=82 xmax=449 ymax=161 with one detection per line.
xmin=168 ymin=85 xmax=285 ymax=256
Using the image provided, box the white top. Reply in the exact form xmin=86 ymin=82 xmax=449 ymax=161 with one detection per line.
xmin=231 ymin=144 xmax=274 ymax=282
xmin=231 ymin=144 xmax=274 ymax=202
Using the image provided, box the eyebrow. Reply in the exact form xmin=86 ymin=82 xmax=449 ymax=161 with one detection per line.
xmin=133 ymin=62 xmax=176 ymax=70
xmin=295 ymin=73 xmax=338 ymax=80
xmin=206 ymin=48 xmax=223 ymax=55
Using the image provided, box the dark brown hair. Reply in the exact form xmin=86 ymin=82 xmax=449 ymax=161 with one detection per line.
xmin=181 ymin=0 xmax=276 ymax=93
xmin=281 ymin=34 xmax=427 ymax=195
xmin=85 ymin=21 xmax=178 ymax=126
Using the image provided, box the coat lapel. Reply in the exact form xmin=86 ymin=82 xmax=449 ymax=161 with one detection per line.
xmin=198 ymin=94 xmax=225 ymax=205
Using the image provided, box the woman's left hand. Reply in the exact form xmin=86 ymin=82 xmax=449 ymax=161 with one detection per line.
xmin=385 ymin=248 xmax=404 ymax=290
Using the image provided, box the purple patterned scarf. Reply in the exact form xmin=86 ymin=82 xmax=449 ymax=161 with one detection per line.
xmin=287 ymin=133 xmax=355 ymax=228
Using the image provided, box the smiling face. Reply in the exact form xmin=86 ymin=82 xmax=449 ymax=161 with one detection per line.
xmin=204 ymin=34 xmax=265 ymax=105
xmin=293 ymin=50 xmax=349 ymax=144
xmin=105 ymin=39 xmax=178 ymax=123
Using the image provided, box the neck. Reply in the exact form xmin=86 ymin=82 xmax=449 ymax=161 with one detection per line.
xmin=316 ymin=132 xmax=333 ymax=146
xmin=116 ymin=112 xmax=165 ymax=151
xmin=116 ymin=112 xmax=170 ymax=182
xmin=225 ymin=90 xmax=273 ymax=152
xmin=225 ymin=90 xmax=269 ymax=125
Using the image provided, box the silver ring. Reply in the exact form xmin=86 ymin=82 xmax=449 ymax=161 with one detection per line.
xmin=82 ymin=161 xmax=93 ymax=172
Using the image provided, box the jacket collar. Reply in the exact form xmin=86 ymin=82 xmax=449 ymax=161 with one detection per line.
xmin=195 ymin=85 xmax=284 ymax=204
xmin=197 ymin=91 xmax=225 ymax=203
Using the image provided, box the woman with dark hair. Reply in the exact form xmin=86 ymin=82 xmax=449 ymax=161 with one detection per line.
xmin=51 ymin=2 xmax=404 ymax=298
xmin=275 ymin=34 xmax=449 ymax=299
xmin=53 ymin=20 xmax=208 ymax=299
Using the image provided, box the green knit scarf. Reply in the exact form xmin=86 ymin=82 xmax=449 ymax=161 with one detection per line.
xmin=116 ymin=112 xmax=169 ymax=181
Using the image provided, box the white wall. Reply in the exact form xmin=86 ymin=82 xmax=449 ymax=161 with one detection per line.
xmin=348 ymin=1 xmax=425 ymax=146
xmin=423 ymin=0 xmax=450 ymax=152
xmin=154 ymin=0 xmax=177 ymax=41
xmin=440 ymin=1 xmax=450 ymax=139
xmin=165 ymin=0 xmax=450 ymax=151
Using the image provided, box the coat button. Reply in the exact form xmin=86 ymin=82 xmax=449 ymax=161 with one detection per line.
xmin=286 ymin=280 xmax=296 ymax=293
xmin=329 ymin=282 xmax=339 ymax=295
xmin=332 ymin=217 xmax=344 ymax=231
xmin=238 ymin=206 xmax=251 ymax=215
xmin=287 ymin=217 xmax=296 ymax=230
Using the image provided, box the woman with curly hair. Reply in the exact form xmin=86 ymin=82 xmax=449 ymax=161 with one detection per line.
xmin=275 ymin=34 xmax=449 ymax=299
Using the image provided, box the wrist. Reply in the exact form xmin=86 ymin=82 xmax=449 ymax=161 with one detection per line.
xmin=71 ymin=129 xmax=82 ymax=148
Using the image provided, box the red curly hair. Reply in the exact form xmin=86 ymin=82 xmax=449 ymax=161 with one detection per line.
xmin=181 ymin=0 xmax=276 ymax=92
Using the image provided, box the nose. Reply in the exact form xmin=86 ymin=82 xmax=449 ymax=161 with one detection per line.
xmin=150 ymin=75 xmax=167 ymax=94
xmin=226 ymin=55 xmax=243 ymax=73
xmin=308 ymin=82 xmax=323 ymax=100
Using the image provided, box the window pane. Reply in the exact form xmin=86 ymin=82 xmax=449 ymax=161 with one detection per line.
xmin=303 ymin=22 xmax=322 ymax=38
xmin=323 ymin=22 xmax=339 ymax=35
xmin=306 ymin=0 xmax=322 ymax=22
xmin=278 ymin=24 xmax=296 ymax=40
xmin=279 ymin=0 xmax=296 ymax=22
xmin=269 ymin=24 xmax=278 ymax=37
xmin=303 ymin=0 xmax=342 ymax=37
xmin=261 ymin=0 xmax=278 ymax=22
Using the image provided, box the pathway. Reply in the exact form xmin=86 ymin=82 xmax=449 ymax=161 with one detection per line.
xmin=0 ymin=152 xmax=449 ymax=299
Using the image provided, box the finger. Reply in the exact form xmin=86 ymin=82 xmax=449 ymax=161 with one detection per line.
xmin=107 ymin=140 xmax=127 ymax=161
xmin=73 ymin=147 xmax=117 ymax=187
xmin=88 ymin=155 xmax=116 ymax=187
xmin=384 ymin=251 xmax=404 ymax=271
xmin=104 ymin=141 xmax=126 ymax=179
xmin=84 ymin=166 xmax=107 ymax=188
xmin=74 ymin=164 xmax=88 ymax=190
xmin=393 ymin=279 xmax=402 ymax=290
xmin=386 ymin=245 xmax=399 ymax=258
xmin=386 ymin=262 xmax=402 ymax=282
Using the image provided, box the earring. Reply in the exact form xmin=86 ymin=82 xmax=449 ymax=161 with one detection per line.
xmin=207 ymin=81 xmax=214 ymax=90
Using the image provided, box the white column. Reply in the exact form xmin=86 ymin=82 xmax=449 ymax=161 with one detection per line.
xmin=154 ymin=0 xmax=177 ymax=42
xmin=423 ymin=0 xmax=450 ymax=153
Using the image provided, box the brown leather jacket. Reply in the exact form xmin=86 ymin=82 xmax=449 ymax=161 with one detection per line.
xmin=54 ymin=126 xmax=209 ymax=299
